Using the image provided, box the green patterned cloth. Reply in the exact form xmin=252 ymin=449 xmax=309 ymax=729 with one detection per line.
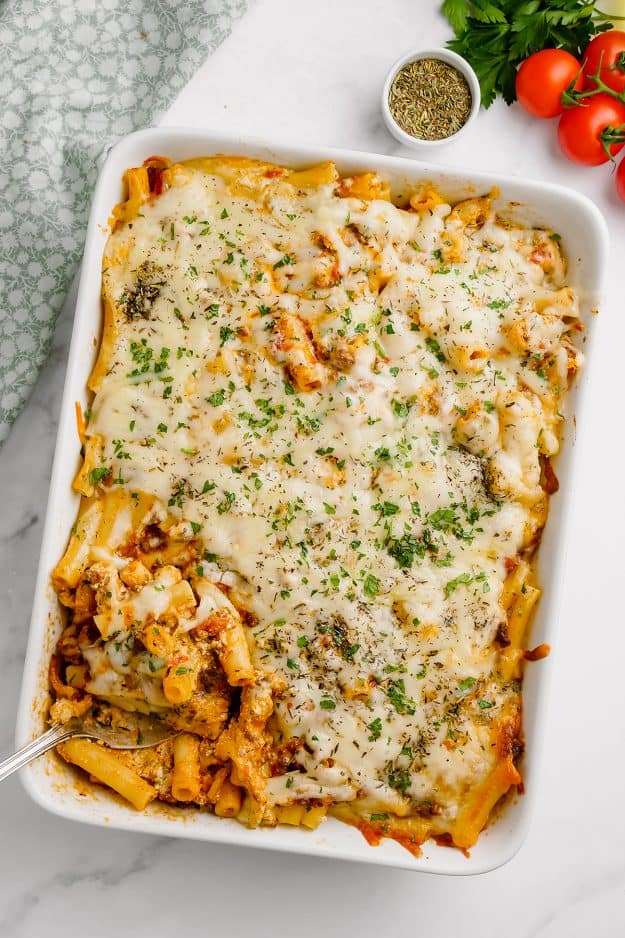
xmin=0 ymin=0 xmax=246 ymax=443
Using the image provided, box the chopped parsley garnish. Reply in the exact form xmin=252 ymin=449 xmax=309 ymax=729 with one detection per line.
xmin=373 ymin=501 xmax=400 ymax=517
xmin=445 ymin=572 xmax=474 ymax=597
xmin=457 ymin=676 xmax=477 ymax=694
xmin=425 ymin=336 xmax=445 ymax=361
xmin=386 ymin=533 xmax=421 ymax=569
xmin=273 ymin=253 xmax=295 ymax=269
xmin=427 ymin=507 xmax=475 ymax=542
xmin=367 ymin=717 xmax=382 ymax=741
xmin=217 ymin=491 xmax=235 ymax=514
xmin=89 ymin=467 xmax=109 ymax=485
xmin=207 ymin=390 xmax=225 ymax=406
xmin=388 ymin=767 xmax=411 ymax=793
xmin=363 ymin=574 xmax=380 ymax=598
xmin=392 ymin=399 xmax=410 ymax=418
xmin=386 ymin=679 xmax=416 ymax=715
xmin=112 ymin=439 xmax=130 ymax=460
xmin=219 ymin=326 xmax=236 ymax=347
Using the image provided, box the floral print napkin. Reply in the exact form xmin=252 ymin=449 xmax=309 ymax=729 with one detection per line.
xmin=0 ymin=0 xmax=246 ymax=443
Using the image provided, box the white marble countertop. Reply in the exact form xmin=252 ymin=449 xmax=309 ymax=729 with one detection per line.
xmin=2 ymin=1 xmax=625 ymax=934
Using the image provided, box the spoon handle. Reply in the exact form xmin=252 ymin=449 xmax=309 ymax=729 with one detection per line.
xmin=0 ymin=724 xmax=76 ymax=782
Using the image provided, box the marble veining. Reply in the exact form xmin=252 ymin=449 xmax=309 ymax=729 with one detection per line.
xmin=1 ymin=0 xmax=624 ymax=934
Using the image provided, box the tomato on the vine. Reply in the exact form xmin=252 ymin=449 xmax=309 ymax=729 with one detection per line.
xmin=616 ymin=155 xmax=625 ymax=202
xmin=557 ymin=93 xmax=625 ymax=165
xmin=516 ymin=49 xmax=583 ymax=118
xmin=583 ymin=31 xmax=625 ymax=94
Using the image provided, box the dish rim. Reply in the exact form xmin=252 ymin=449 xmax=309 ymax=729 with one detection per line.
xmin=15 ymin=126 xmax=609 ymax=875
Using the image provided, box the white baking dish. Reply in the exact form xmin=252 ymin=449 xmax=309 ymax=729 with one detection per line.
xmin=15 ymin=128 xmax=608 ymax=875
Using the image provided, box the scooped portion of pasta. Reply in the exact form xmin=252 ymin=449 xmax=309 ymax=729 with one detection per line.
xmin=50 ymin=155 xmax=582 ymax=854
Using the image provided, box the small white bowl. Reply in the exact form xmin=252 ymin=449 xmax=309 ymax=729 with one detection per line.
xmin=382 ymin=47 xmax=481 ymax=150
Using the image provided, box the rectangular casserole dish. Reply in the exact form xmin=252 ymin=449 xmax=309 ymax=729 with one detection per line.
xmin=15 ymin=127 xmax=608 ymax=874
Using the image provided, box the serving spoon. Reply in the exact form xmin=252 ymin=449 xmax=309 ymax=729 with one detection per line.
xmin=0 ymin=711 xmax=177 ymax=782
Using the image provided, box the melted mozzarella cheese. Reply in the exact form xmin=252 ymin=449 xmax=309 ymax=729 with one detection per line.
xmin=89 ymin=163 xmax=581 ymax=817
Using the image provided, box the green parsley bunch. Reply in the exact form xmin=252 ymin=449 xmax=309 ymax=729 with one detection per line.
xmin=441 ymin=0 xmax=613 ymax=106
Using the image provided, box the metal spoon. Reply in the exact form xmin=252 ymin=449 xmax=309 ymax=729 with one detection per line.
xmin=0 ymin=710 xmax=177 ymax=782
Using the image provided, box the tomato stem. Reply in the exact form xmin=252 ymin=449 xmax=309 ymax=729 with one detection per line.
xmin=561 ymin=62 xmax=589 ymax=109
xmin=599 ymin=123 xmax=625 ymax=162
xmin=562 ymin=52 xmax=625 ymax=108
xmin=610 ymin=51 xmax=625 ymax=75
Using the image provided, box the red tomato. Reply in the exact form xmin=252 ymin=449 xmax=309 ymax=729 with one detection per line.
xmin=583 ymin=30 xmax=625 ymax=93
xmin=616 ymin=156 xmax=625 ymax=202
xmin=516 ymin=49 xmax=583 ymax=118
xmin=557 ymin=93 xmax=625 ymax=165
